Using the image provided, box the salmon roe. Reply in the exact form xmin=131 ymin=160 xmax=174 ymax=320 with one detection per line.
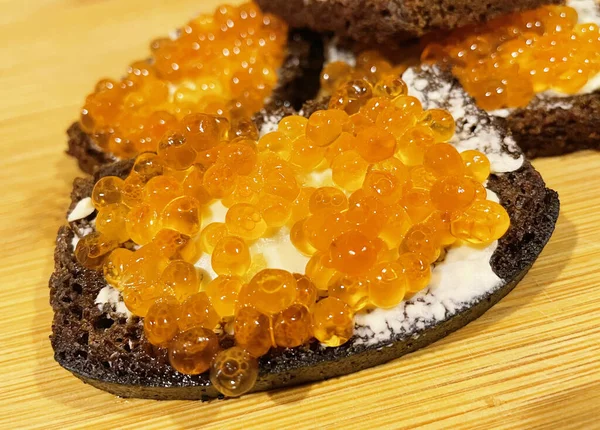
xmin=80 ymin=2 xmax=287 ymax=159
xmin=74 ymin=44 xmax=511 ymax=397
xmin=421 ymin=5 xmax=600 ymax=110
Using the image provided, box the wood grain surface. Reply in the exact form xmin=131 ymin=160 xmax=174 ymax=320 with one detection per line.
xmin=1 ymin=1 xmax=599 ymax=429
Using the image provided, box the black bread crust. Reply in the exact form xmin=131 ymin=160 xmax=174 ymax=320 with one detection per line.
xmin=50 ymin=157 xmax=558 ymax=399
xmin=505 ymin=91 xmax=600 ymax=158
xmin=67 ymin=29 xmax=325 ymax=175
xmin=255 ymin=0 xmax=563 ymax=44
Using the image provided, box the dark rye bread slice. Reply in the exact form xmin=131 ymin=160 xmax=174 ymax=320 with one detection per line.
xmin=67 ymin=29 xmax=325 ymax=175
xmin=255 ymin=0 xmax=562 ymax=44
xmin=50 ymin=161 xmax=558 ymax=400
xmin=50 ymin=74 xmax=559 ymax=400
xmin=503 ymin=90 xmax=600 ymax=158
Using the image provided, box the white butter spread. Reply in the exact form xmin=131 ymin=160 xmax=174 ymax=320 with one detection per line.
xmin=95 ymin=285 xmax=132 ymax=319
xmin=67 ymin=197 xmax=95 ymax=222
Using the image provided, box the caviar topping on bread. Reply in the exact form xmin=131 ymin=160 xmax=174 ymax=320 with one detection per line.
xmin=316 ymin=0 xmax=600 ymax=158
xmin=51 ymin=64 xmax=558 ymax=399
xmin=419 ymin=0 xmax=600 ymax=156
xmin=67 ymin=3 xmax=324 ymax=174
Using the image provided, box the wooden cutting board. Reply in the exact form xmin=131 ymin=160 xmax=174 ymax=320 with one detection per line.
xmin=1 ymin=1 xmax=598 ymax=428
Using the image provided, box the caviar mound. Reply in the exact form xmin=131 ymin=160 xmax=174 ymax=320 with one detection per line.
xmin=421 ymin=5 xmax=600 ymax=111
xmin=71 ymin=60 xmax=514 ymax=398
xmin=255 ymin=0 xmax=562 ymax=44
xmin=67 ymin=26 xmax=325 ymax=175
xmin=415 ymin=2 xmax=600 ymax=157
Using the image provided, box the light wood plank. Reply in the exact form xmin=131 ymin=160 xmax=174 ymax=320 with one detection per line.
xmin=0 ymin=1 xmax=598 ymax=428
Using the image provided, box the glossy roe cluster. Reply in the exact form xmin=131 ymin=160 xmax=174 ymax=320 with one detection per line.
xmin=80 ymin=2 xmax=287 ymax=159
xmin=421 ymin=5 xmax=600 ymax=110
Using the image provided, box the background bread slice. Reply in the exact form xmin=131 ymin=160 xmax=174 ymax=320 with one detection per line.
xmin=255 ymin=0 xmax=562 ymax=44
xmin=66 ymin=29 xmax=325 ymax=175
xmin=503 ymin=90 xmax=600 ymax=158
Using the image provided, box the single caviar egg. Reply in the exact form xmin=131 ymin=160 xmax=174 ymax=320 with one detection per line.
xmin=143 ymin=297 xmax=180 ymax=346
xmin=278 ymin=115 xmax=308 ymax=140
xmin=397 ymin=252 xmax=431 ymax=293
xmin=121 ymin=175 xmax=145 ymax=208
xmin=396 ymin=126 xmax=436 ymax=166
xmin=329 ymin=230 xmax=377 ymax=276
xmin=168 ymin=327 xmax=220 ymax=375
xmin=261 ymin=162 xmax=300 ymax=201
xmin=75 ymin=232 xmax=118 ymax=270
xmin=355 ymin=126 xmax=397 ymax=162
xmin=125 ymin=203 xmax=160 ymax=245
xmin=401 ymin=187 xmax=434 ymax=223
xmin=143 ymin=175 xmax=184 ymax=211
xmin=92 ymin=176 xmax=123 ymax=209
xmin=368 ymin=261 xmax=407 ymax=308
xmin=363 ymin=170 xmax=403 ymax=204
xmin=211 ymin=236 xmax=251 ymax=277
xmin=160 ymin=195 xmax=202 ymax=236
xmin=423 ymin=143 xmax=465 ymax=177
xmin=205 ymin=275 xmax=244 ymax=318
xmin=293 ymin=273 xmax=318 ymax=307
xmin=122 ymin=283 xmax=175 ymax=318
xmin=199 ymin=222 xmax=228 ymax=253
xmin=305 ymin=252 xmax=337 ymax=290
xmin=225 ymin=203 xmax=267 ymax=240
xmin=419 ymin=109 xmax=455 ymax=142
xmin=258 ymin=131 xmax=293 ymax=160
xmin=204 ymin=163 xmax=236 ymax=198
xmin=328 ymin=273 xmax=369 ymax=311
xmin=246 ymin=269 xmax=297 ymax=315
xmin=181 ymin=113 xmax=220 ymax=152
xmin=461 ymin=149 xmax=491 ymax=183
xmin=311 ymin=297 xmax=354 ymax=347
xmin=450 ymin=200 xmax=510 ymax=244
xmin=95 ymin=203 xmax=130 ymax=243
xmin=178 ymin=292 xmax=220 ymax=332
xmin=218 ymin=143 xmax=258 ymax=175
xmin=373 ymin=75 xmax=408 ymax=98
xmin=159 ymin=260 xmax=200 ymax=302
xmin=233 ymin=306 xmax=273 ymax=357
xmin=157 ymin=131 xmax=196 ymax=171
xmin=331 ymin=150 xmax=369 ymax=192
xmin=210 ymin=347 xmax=259 ymax=397
xmin=400 ymin=223 xmax=441 ymax=264
xmin=290 ymin=136 xmax=324 ymax=170
xmin=430 ymin=175 xmax=477 ymax=212
xmin=103 ymin=248 xmax=133 ymax=290
xmin=305 ymin=110 xmax=349 ymax=147
xmin=152 ymin=228 xmax=190 ymax=260
xmin=273 ymin=304 xmax=313 ymax=348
